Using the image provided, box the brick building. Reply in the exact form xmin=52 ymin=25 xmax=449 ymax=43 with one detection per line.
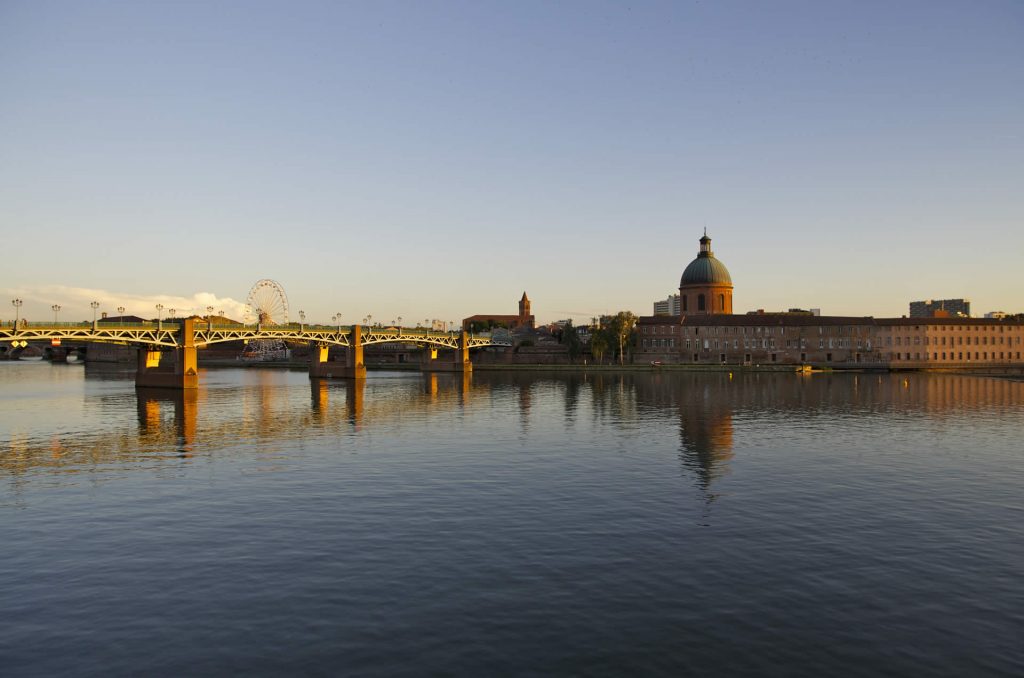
xmin=635 ymin=234 xmax=1024 ymax=368
xmin=463 ymin=292 xmax=536 ymax=331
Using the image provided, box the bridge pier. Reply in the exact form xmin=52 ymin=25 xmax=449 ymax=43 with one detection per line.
xmin=420 ymin=331 xmax=473 ymax=373
xmin=135 ymin=318 xmax=198 ymax=389
xmin=309 ymin=324 xmax=366 ymax=380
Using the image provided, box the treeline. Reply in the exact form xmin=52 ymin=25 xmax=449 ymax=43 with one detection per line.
xmin=558 ymin=311 xmax=638 ymax=364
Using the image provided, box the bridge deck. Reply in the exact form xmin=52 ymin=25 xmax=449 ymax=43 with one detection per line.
xmin=2 ymin=322 xmax=511 ymax=349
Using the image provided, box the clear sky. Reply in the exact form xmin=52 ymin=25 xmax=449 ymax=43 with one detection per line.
xmin=2 ymin=1 xmax=1022 ymax=325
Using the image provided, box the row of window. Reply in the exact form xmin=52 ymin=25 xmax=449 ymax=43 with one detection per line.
xmin=891 ymin=351 xmax=1022 ymax=361
xmin=890 ymin=335 xmax=1021 ymax=347
xmin=643 ymin=325 xmax=1023 ymax=343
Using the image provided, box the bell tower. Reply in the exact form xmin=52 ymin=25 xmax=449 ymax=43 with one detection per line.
xmin=519 ymin=292 xmax=531 ymax=319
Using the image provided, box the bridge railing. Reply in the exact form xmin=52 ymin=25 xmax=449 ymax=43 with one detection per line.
xmin=3 ymin=321 xmax=161 ymax=329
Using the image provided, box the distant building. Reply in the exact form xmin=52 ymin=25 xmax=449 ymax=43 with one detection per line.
xmin=910 ymin=299 xmax=970 ymax=318
xmin=653 ymin=294 xmax=681 ymax=316
xmin=633 ymin=233 xmax=1023 ymax=368
xmin=986 ymin=311 xmax=1008 ymax=319
xmin=463 ymin=292 xmax=536 ymax=331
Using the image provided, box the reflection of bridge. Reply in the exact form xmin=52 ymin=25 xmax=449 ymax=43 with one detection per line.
xmin=1 ymin=373 xmax=479 ymax=478
xmin=1 ymin=319 xmax=511 ymax=388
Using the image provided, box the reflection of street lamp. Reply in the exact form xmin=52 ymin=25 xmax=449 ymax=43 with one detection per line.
xmin=52 ymin=304 xmax=62 ymax=324
xmin=156 ymin=303 xmax=163 ymax=330
xmin=117 ymin=306 xmax=125 ymax=323
xmin=91 ymin=301 xmax=100 ymax=329
xmin=12 ymin=298 xmax=23 ymax=328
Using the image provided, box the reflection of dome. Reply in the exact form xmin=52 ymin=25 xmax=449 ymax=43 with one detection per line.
xmin=680 ymin=234 xmax=732 ymax=286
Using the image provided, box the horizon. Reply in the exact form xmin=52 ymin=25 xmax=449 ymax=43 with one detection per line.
xmin=3 ymin=1 xmax=1022 ymax=324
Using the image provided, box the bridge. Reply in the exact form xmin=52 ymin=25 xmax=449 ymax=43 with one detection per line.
xmin=1 ymin=318 xmax=512 ymax=389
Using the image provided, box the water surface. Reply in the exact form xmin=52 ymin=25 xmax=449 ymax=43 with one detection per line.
xmin=2 ymin=362 xmax=1022 ymax=676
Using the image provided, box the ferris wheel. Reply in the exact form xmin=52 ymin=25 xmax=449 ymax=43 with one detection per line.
xmin=245 ymin=279 xmax=289 ymax=326
xmin=241 ymin=279 xmax=290 ymax=361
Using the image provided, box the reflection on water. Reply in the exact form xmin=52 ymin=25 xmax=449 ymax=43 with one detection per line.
xmin=2 ymin=364 xmax=1024 ymax=676
xmin=3 ymin=366 xmax=1024 ymax=485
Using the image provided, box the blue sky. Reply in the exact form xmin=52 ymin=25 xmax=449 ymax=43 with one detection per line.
xmin=2 ymin=1 xmax=1022 ymax=324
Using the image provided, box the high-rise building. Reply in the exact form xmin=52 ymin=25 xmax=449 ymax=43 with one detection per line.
xmin=653 ymin=294 xmax=680 ymax=316
xmin=910 ymin=299 xmax=970 ymax=318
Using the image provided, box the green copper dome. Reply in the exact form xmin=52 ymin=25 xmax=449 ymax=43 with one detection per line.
xmin=680 ymin=233 xmax=732 ymax=286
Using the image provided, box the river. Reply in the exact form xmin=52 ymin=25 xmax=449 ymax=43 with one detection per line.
xmin=1 ymin=362 xmax=1022 ymax=676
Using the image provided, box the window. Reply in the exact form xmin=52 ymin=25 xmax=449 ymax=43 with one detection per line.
xmin=718 ymin=294 xmax=725 ymax=310
xmin=682 ymin=295 xmax=688 ymax=312
xmin=698 ymin=294 xmax=706 ymax=312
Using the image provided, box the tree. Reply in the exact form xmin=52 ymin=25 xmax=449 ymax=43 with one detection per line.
xmin=605 ymin=311 xmax=638 ymax=365
xmin=560 ymin=321 xmax=582 ymax=362
xmin=590 ymin=329 xmax=608 ymax=364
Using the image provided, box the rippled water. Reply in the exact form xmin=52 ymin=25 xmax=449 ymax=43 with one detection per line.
xmin=2 ymin=362 xmax=1023 ymax=676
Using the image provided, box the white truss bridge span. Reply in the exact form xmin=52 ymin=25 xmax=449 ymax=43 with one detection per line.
xmin=2 ymin=322 xmax=511 ymax=350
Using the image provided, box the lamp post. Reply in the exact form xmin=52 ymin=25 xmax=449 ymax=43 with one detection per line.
xmin=52 ymin=304 xmax=61 ymax=324
xmin=169 ymin=308 xmax=177 ymax=319
xmin=299 ymin=310 xmax=305 ymax=331
xmin=91 ymin=301 xmax=100 ymax=330
xmin=156 ymin=303 xmax=163 ymax=330
xmin=336 ymin=313 xmax=342 ymax=332
xmin=117 ymin=306 xmax=125 ymax=324
xmin=397 ymin=316 xmax=402 ymax=336
xmin=12 ymin=298 xmax=23 ymax=328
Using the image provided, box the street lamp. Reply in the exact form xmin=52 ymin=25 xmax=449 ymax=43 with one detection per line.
xmin=169 ymin=308 xmax=177 ymax=319
xmin=117 ymin=306 xmax=125 ymax=324
xmin=52 ymin=304 xmax=61 ymax=324
xmin=12 ymin=299 xmax=23 ymax=328
xmin=90 ymin=301 xmax=100 ymax=329
xmin=299 ymin=310 xmax=305 ymax=331
xmin=336 ymin=313 xmax=342 ymax=332
xmin=207 ymin=306 xmax=214 ymax=319
xmin=156 ymin=303 xmax=163 ymax=330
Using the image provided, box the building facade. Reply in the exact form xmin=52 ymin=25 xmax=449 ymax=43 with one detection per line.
xmin=653 ymin=294 xmax=681 ymax=316
xmin=910 ymin=298 xmax=970 ymax=318
xmin=635 ymin=234 xmax=1024 ymax=368
xmin=463 ymin=292 xmax=536 ymax=331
